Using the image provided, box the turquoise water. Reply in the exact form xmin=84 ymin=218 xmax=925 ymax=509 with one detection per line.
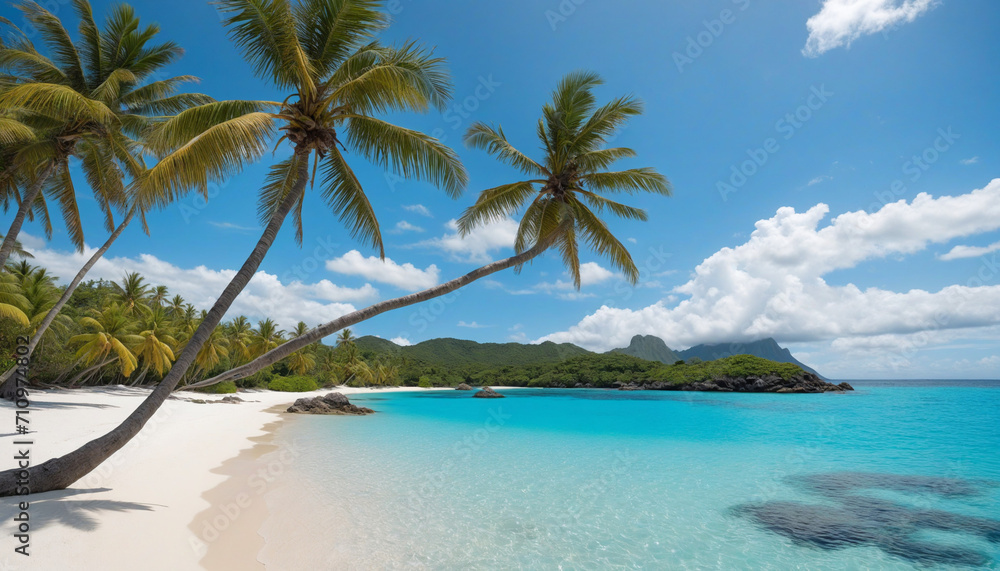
xmin=260 ymin=382 xmax=1000 ymax=570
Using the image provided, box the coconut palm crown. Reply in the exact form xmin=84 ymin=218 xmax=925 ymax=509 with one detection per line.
xmin=144 ymin=0 xmax=468 ymax=256
xmin=458 ymin=71 xmax=670 ymax=288
xmin=0 ymin=0 xmax=215 ymax=266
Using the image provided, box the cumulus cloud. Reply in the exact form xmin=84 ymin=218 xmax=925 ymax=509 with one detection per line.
xmin=457 ymin=320 xmax=489 ymax=328
xmin=538 ymin=179 xmax=1000 ymax=352
xmin=390 ymin=336 xmax=413 ymax=346
xmin=939 ymin=241 xmax=1000 ymax=261
xmin=403 ymin=204 xmax=432 ymax=217
xmin=22 ymin=235 xmax=371 ymax=331
xmin=803 ymin=0 xmax=938 ymax=57
xmin=325 ymin=250 xmax=439 ymax=291
xmin=417 ymin=218 xmax=518 ymax=263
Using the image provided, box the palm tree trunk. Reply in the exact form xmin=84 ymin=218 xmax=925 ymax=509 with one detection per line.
xmin=185 ymin=228 xmax=561 ymax=390
xmin=68 ymin=357 xmax=118 ymax=387
xmin=53 ymin=355 xmax=87 ymax=385
xmin=130 ymin=365 xmax=150 ymax=387
xmin=0 ymin=150 xmax=310 ymax=497
xmin=0 ymin=160 xmax=57 ymax=269
xmin=0 ymin=209 xmax=135 ymax=399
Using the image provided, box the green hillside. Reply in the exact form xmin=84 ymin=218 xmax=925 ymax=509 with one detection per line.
xmin=354 ymin=336 xmax=591 ymax=367
xmin=678 ymin=338 xmax=823 ymax=378
xmin=608 ymin=335 xmax=681 ymax=364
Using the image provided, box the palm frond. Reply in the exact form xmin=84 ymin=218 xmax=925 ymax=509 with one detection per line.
xmin=580 ymin=168 xmax=671 ymax=195
xmin=0 ymin=83 xmax=116 ymax=124
xmin=295 ymin=0 xmax=385 ymax=76
xmin=456 ymin=181 xmax=536 ymax=235
xmin=576 ymin=189 xmax=648 ymax=221
xmin=464 ymin=122 xmax=547 ymax=176
xmin=141 ymin=109 xmax=275 ymax=208
xmin=329 ymin=41 xmax=452 ymax=113
xmin=45 ymin=165 xmax=84 ymax=250
xmin=217 ymin=0 xmax=314 ymax=92
xmin=346 ymin=115 xmax=467 ymax=198
xmin=14 ymin=0 xmax=86 ymax=89
xmin=569 ymin=197 xmax=639 ymax=285
xmin=321 ymin=145 xmax=383 ymax=256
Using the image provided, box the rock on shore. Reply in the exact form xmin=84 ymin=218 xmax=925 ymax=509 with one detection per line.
xmin=616 ymin=373 xmax=853 ymax=393
xmin=473 ymin=386 xmax=505 ymax=398
xmin=286 ymin=392 xmax=375 ymax=415
xmin=456 ymin=383 xmax=472 ymax=390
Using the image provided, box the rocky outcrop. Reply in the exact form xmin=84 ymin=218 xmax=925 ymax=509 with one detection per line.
xmin=618 ymin=372 xmax=852 ymax=393
xmin=456 ymin=383 xmax=472 ymax=390
xmin=287 ymin=392 xmax=375 ymax=415
xmin=473 ymin=386 xmax=505 ymax=398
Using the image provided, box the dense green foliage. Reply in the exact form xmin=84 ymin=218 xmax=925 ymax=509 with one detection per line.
xmin=354 ymin=336 xmax=590 ymax=368
xmin=195 ymin=381 xmax=238 ymax=394
xmin=268 ymin=375 xmax=319 ymax=392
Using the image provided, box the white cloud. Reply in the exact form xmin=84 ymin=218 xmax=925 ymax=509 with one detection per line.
xmin=534 ymin=262 xmax=616 ymax=298
xmin=939 ymin=241 xmax=1000 ymax=261
xmin=390 ymin=336 xmax=413 ymax=346
xmin=960 ymin=156 xmax=980 ymax=165
xmin=538 ymin=179 xmax=1000 ymax=352
xmin=579 ymin=262 xmax=615 ymax=285
xmin=807 ymin=175 xmax=832 ymax=186
xmin=803 ymin=0 xmax=938 ymax=57
xmin=403 ymin=204 xmax=432 ymax=217
xmin=23 ymin=236 xmax=372 ymax=331
xmin=457 ymin=320 xmax=489 ymax=328
xmin=417 ymin=218 xmax=518 ymax=264
xmin=209 ymin=221 xmax=256 ymax=231
xmin=627 ymin=237 xmax=638 ymax=244
xmin=391 ymin=221 xmax=424 ymax=234
xmin=325 ymin=250 xmax=439 ymax=291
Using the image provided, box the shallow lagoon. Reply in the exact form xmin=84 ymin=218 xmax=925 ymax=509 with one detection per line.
xmin=261 ymin=382 xmax=1000 ymax=569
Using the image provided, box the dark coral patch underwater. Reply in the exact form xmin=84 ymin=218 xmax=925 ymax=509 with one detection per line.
xmin=732 ymin=472 xmax=1000 ymax=567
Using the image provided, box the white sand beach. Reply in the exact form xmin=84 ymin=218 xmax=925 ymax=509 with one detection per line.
xmin=0 ymin=386 xmax=442 ymax=570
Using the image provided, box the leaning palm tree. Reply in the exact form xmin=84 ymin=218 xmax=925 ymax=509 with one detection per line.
xmin=111 ymin=271 xmax=151 ymax=316
xmin=0 ymin=0 xmax=466 ymax=496
xmin=188 ymin=71 xmax=670 ymax=390
xmin=0 ymin=0 xmax=214 ymax=268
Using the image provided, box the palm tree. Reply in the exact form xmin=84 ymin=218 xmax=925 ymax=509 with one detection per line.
xmin=130 ymin=307 xmax=177 ymax=385
xmin=112 ymin=271 xmax=151 ymax=316
xmin=149 ymin=285 xmax=169 ymax=308
xmin=250 ymin=318 xmax=285 ymax=358
xmin=0 ymin=0 xmax=467 ymax=496
xmin=8 ymin=261 xmax=71 ymax=345
xmin=189 ymin=72 xmax=670 ymax=390
xmin=66 ymin=303 xmax=142 ymax=384
xmin=0 ymin=0 xmax=214 ymax=268
xmin=284 ymin=321 xmax=316 ymax=374
xmin=0 ymin=271 xmax=29 ymax=326
xmin=166 ymin=294 xmax=186 ymax=318
xmin=190 ymin=326 xmax=229 ymax=381
xmin=224 ymin=315 xmax=254 ymax=365
xmin=336 ymin=328 xmax=356 ymax=348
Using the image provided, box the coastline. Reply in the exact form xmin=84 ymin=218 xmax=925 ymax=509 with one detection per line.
xmin=0 ymin=385 xmax=449 ymax=570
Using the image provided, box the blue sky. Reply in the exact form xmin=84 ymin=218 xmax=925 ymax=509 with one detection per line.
xmin=6 ymin=0 xmax=999 ymax=379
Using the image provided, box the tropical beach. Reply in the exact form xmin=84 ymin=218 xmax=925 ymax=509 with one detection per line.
xmin=1 ymin=0 xmax=999 ymax=569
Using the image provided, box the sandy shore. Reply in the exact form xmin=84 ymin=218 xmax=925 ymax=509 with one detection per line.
xmin=0 ymin=385 xmax=445 ymax=570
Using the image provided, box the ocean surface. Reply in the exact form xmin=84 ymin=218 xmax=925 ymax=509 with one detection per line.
xmin=258 ymin=381 xmax=1000 ymax=570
